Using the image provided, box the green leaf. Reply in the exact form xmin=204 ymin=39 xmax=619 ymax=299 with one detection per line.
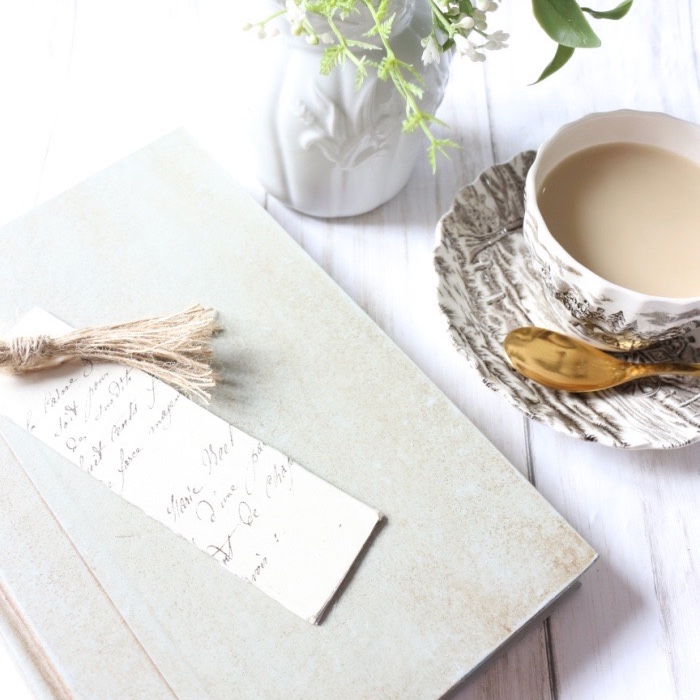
xmin=428 ymin=145 xmax=437 ymax=173
xmin=346 ymin=39 xmax=380 ymax=51
xmin=532 ymin=43 xmax=575 ymax=83
xmin=402 ymin=112 xmax=424 ymax=133
xmin=581 ymin=0 xmax=633 ymax=20
xmin=376 ymin=56 xmax=393 ymax=80
xmin=403 ymin=81 xmax=424 ymax=99
xmin=381 ymin=17 xmax=395 ymax=37
xmin=375 ymin=0 xmax=389 ymax=22
xmin=423 ymin=114 xmax=450 ymax=129
xmin=396 ymin=58 xmax=422 ymax=83
xmin=532 ymin=0 xmax=601 ymax=48
xmin=354 ymin=58 xmax=368 ymax=89
xmin=427 ymin=139 xmax=460 ymax=174
xmin=319 ymin=45 xmax=346 ymax=75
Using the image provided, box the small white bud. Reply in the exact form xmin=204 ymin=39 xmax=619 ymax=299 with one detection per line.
xmin=456 ymin=15 xmax=475 ymax=30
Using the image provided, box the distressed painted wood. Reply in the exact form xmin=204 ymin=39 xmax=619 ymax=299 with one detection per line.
xmin=0 ymin=1 xmax=698 ymax=698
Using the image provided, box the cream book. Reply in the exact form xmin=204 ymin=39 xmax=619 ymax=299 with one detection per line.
xmin=0 ymin=308 xmax=384 ymax=627
xmin=0 ymin=131 xmax=596 ymax=699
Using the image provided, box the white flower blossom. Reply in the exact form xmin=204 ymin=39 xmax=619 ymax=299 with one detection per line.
xmin=453 ymin=34 xmax=469 ymax=56
xmin=420 ymin=34 xmax=442 ymax=66
xmin=485 ymin=29 xmax=509 ymax=50
xmin=455 ymin=34 xmax=475 ymax=58
xmin=421 ymin=34 xmax=442 ymax=65
xmin=454 ymin=34 xmax=485 ymax=62
xmin=285 ymin=0 xmax=306 ymax=24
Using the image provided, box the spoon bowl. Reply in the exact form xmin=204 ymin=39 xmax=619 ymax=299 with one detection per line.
xmin=504 ymin=327 xmax=700 ymax=392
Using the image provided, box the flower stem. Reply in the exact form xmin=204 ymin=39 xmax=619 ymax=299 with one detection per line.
xmin=326 ymin=14 xmax=368 ymax=72
xmin=359 ymin=0 xmax=448 ymax=168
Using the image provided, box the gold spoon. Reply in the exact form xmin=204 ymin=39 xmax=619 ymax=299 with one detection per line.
xmin=503 ymin=326 xmax=700 ymax=392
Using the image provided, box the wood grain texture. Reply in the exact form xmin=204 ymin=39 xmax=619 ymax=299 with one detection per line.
xmin=0 ymin=1 xmax=698 ymax=698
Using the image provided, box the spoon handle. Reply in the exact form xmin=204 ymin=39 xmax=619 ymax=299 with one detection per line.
xmin=632 ymin=361 xmax=700 ymax=380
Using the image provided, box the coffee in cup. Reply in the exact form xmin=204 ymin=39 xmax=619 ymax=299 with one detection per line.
xmin=524 ymin=110 xmax=700 ymax=350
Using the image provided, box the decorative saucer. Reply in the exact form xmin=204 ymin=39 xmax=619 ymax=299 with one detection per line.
xmin=434 ymin=151 xmax=700 ymax=449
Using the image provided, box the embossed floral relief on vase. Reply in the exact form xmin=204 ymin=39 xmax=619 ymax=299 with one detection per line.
xmin=249 ymin=0 xmax=451 ymax=217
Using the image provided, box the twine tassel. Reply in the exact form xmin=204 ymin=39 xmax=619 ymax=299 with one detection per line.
xmin=0 ymin=305 xmax=221 ymax=402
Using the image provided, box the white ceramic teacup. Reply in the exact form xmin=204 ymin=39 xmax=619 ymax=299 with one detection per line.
xmin=523 ymin=110 xmax=700 ymax=351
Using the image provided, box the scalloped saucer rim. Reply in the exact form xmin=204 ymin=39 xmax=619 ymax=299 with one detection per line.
xmin=434 ymin=151 xmax=700 ymax=450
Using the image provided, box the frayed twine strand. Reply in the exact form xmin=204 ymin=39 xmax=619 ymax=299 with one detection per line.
xmin=0 ymin=305 xmax=221 ymax=403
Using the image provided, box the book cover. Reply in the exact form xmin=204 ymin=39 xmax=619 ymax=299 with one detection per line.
xmin=0 ymin=130 xmax=596 ymax=699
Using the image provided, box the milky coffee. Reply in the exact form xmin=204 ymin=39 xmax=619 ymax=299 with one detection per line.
xmin=537 ymin=142 xmax=700 ymax=297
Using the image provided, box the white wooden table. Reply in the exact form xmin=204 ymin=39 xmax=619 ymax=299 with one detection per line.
xmin=1 ymin=2 xmax=699 ymax=698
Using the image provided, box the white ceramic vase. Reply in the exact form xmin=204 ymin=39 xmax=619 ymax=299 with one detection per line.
xmin=250 ymin=0 xmax=451 ymax=217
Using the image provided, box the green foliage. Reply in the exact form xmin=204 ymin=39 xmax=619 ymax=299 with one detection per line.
xmin=532 ymin=0 xmax=634 ymax=80
xmin=533 ymin=43 xmax=575 ymax=83
xmin=582 ymin=0 xmax=633 ymax=21
xmin=532 ymin=0 xmax=601 ymax=48
xmin=320 ymin=45 xmax=346 ymax=74
xmin=249 ymin=0 xmax=633 ymax=170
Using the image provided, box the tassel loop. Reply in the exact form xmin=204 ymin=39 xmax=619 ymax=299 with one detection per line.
xmin=6 ymin=335 xmax=58 ymax=370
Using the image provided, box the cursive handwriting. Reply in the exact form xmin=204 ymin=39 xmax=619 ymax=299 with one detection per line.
xmin=196 ymin=499 xmax=216 ymax=523
xmin=83 ymin=439 xmax=105 ymax=474
xmin=43 ymin=377 xmax=77 ymax=414
xmin=238 ymin=500 xmax=259 ymax=527
xmin=83 ymin=371 xmax=110 ymax=421
xmin=266 ymin=459 xmax=293 ymax=499
xmin=166 ymin=484 xmax=203 ymax=523
xmin=110 ymin=401 xmax=138 ymax=442
xmin=53 ymin=399 xmax=78 ymax=438
xmin=148 ymin=393 xmax=180 ymax=434
xmin=201 ymin=428 xmax=235 ymax=475
xmin=118 ymin=445 xmax=142 ymax=491
xmin=251 ymin=554 xmax=268 ymax=583
xmin=207 ymin=531 xmax=236 ymax=564
xmin=108 ymin=368 xmax=132 ymax=398
xmin=219 ymin=483 xmax=238 ymax=511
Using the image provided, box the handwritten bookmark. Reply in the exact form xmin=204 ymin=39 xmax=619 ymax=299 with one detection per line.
xmin=0 ymin=309 xmax=382 ymax=624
